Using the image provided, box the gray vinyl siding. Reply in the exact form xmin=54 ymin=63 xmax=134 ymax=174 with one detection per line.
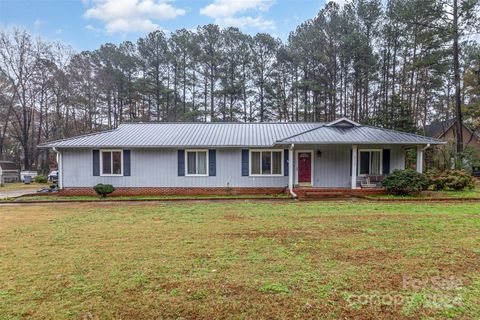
xmin=294 ymin=145 xmax=405 ymax=188
xmin=61 ymin=148 xmax=288 ymax=188
xmin=60 ymin=145 xmax=405 ymax=189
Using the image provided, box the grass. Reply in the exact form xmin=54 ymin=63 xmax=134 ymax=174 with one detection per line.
xmin=9 ymin=193 xmax=289 ymax=202
xmin=0 ymin=201 xmax=479 ymax=319
xmin=0 ymin=182 xmax=48 ymax=191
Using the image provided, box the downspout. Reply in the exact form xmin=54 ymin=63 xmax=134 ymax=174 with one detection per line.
xmin=288 ymin=143 xmax=297 ymax=198
xmin=423 ymin=143 xmax=431 ymax=151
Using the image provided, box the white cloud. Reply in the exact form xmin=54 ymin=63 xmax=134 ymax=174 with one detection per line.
xmin=219 ymin=16 xmax=274 ymax=30
xmin=200 ymin=0 xmax=275 ymax=30
xmin=84 ymin=0 xmax=186 ymax=33
xmin=200 ymin=0 xmax=273 ymax=18
xmin=34 ymin=19 xmax=47 ymax=28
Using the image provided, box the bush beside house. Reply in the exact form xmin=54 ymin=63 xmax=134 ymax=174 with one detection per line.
xmin=428 ymin=170 xmax=475 ymax=191
xmin=93 ymin=184 xmax=115 ymax=198
xmin=383 ymin=169 xmax=429 ymax=195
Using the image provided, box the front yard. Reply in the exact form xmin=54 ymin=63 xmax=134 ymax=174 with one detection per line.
xmin=1 ymin=201 xmax=479 ymax=319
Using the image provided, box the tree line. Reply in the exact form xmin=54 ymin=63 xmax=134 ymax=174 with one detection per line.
xmin=0 ymin=0 xmax=479 ymax=170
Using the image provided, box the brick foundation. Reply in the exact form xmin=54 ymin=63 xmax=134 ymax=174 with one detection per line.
xmin=294 ymin=187 xmax=386 ymax=198
xmin=59 ymin=187 xmax=288 ymax=197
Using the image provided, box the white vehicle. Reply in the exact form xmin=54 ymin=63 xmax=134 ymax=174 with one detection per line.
xmin=48 ymin=170 xmax=58 ymax=182
xmin=20 ymin=170 xmax=38 ymax=182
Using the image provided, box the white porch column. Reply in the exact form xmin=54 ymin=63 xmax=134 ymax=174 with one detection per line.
xmin=351 ymin=145 xmax=358 ymax=189
xmin=288 ymin=144 xmax=295 ymax=196
xmin=416 ymin=145 xmax=424 ymax=173
xmin=54 ymin=148 xmax=63 ymax=189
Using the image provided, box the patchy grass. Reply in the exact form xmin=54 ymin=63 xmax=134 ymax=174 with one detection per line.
xmin=0 ymin=201 xmax=479 ymax=319
xmin=0 ymin=182 xmax=49 ymax=191
xmin=12 ymin=193 xmax=289 ymax=202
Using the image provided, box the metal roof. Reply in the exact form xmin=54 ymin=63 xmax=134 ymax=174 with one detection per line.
xmin=39 ymin=121 xmax=444 ymax=148
xmin=277 ymin=125 xmax=445 ymax=145
xmin=39 ymin=122 xmax=320 ymax=148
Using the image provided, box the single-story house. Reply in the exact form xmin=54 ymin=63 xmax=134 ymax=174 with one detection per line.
xmin=39 ymin=118 xmax=444 ymax=196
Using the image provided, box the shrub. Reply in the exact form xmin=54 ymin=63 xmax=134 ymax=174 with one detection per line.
xmin=427 ymin=170 xmax=475 ymax=191
xmin=34 ymin=175 xmax=47 ymax=183
xmin=383 ymin=169 xmax=429 ymax=195
xmin=93 ymin=184 xmax=115 ymax=198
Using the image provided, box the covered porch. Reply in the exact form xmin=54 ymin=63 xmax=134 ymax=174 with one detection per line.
xmin=283 ymin=143 xmax=427 ymax=192
xmin=274 ymin=118 xmax=435 ymax=196
xmin=288 ymin=144 xmax=426 ymax=193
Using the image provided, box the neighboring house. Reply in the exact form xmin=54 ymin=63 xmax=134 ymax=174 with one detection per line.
xmin=0 ymin=161 xmax=20 ymax=183
xmin=425 ymin=119 xmax=480 ymax=151
xmin=39 ymin=118 xmax=443 ymax=196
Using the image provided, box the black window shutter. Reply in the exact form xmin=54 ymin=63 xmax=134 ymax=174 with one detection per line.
xmin=93 ymin=150 xmax=100 ymax=176
xmin=382 ymin=149 xmax=391 ymax=174
xmin=178 ymin=150 xmax=185 ymax=176
xmin=123 ymin=150 xmax=131 ymax=176
xmin=284 ymin=149 xmax=289 ymax=176
xmin=209 ymin=150 xmax=216 ymax=176
xmin=241 ymin=149 xmax=249 ymax=176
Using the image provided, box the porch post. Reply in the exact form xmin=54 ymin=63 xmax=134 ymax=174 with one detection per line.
xmin=288 ymin=144 xmax=294 ymax=195
xmin=54 ymin=148 xmax=63 ymax=189
xmin=416 ymin=145 xmax=424 ymax=173
xmin=351 ymin=145 xmax=358 ymax=189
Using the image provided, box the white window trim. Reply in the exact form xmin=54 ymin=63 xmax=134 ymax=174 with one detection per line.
xmin=358 ymin=149 xmax=383 ymax=176
xmin=100 ymin=149 xmax=123 ymax=177
xmin=294 ymin=150 xmax=314 ymax=186
xmin=185 ymin=149 xmax=209 ymax=177
xmin=249 ymin=149 xmax=284 ymax=177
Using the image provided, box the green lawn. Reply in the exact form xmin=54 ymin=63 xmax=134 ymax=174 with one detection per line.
xmin=0 ymin=201 xmax=479 ymax=319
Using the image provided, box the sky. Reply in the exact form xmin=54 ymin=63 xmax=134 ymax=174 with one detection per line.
xmin=0 ymin=0 xmax=337 ymax=51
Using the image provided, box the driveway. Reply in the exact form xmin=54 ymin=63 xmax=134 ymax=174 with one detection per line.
xmin=0 ymin=188 xmax=38 ymax=199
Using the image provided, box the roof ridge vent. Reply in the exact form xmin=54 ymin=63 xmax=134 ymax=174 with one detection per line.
xmin=326 ymin=118 xmax=360 ymax=128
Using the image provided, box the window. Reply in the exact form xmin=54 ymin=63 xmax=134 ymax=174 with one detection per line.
xmin=100 ymin=150 xmax=123 ymax=176
xmin=186 ymin=150 xmax=208 ymax=176
xmin=250 ymin=150 xmax=282 ymax=176
xmin=359 ymin=150 xmax=382 ymax=175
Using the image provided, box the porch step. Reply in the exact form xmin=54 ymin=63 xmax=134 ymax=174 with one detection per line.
xmin=294 ymin=187 xmax=386 ymax=199
xmin=305 ymin=191 xmax=344 ymax=198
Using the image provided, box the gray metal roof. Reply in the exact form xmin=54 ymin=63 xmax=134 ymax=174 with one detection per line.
xmin=39 ymin=121 xmax=444 ymax=148
xmin=277 ymin=125 xmax=445 ymax=145
xmin=40 ymin=122 xmax=320 ymax=148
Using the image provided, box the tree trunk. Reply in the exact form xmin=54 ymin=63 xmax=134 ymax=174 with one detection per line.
xmin=453 ymin=0 xmax=463 ymax=153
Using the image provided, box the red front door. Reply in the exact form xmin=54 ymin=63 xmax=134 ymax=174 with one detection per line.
xmin=298 ymin=152 xmax=312 ymax=184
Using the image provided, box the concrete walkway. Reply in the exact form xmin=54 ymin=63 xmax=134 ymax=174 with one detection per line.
xmin=0 ymin=188 xmax=38 ymax=199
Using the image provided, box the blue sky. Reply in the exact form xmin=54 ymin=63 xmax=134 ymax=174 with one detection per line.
xmin=0 ymin=0 xmax=335 ymax=51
